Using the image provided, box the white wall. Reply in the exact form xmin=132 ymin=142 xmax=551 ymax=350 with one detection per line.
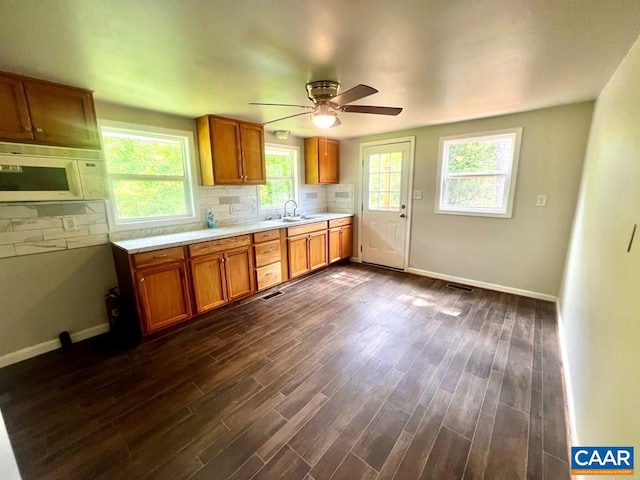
xmin=341 ymin=102 xmax=594 ymax=297
xmin=558 ymin=38 xmax=640 ymax=447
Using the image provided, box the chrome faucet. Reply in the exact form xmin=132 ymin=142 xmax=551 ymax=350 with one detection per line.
xmin=284 ymin=199 xmax=298 ymax=218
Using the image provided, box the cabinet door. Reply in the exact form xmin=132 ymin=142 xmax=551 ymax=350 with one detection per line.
xmin=340 ymin=225 xmax=353 ymax=259
xmin=211 ymin=117 xmax=243 ymax=184
xmin=225 ymin=246 xmax=255 ymax=301
xmin=24 ymin=81 xmax=99 ymax=149
xmin=0 ymin=76 xmax=33 ymax=141
xmin=328 ymin=228 xmax=341 ymax=263
xmin=309 ymin=230 xmax=328 ymax=271
xmin=191 ymin=253 xmax=227 ymax=313
xmin=239 ymin=123 xmax=266 ymax=184
xmin=136 ymin=263 xmax=192 ymax=334
xmin=288 ymin=235 xmax=309 ymax=279
xmin=318 ymin=138 xmax=339 ymax=184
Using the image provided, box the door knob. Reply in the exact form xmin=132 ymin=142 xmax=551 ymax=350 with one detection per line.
xmin=400 ymin=214 xmax=406 ymax=218
xmin=401 ymin=204 xmax=406 ymax=209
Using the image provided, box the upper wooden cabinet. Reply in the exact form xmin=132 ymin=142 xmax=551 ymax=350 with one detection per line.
xmin=304 ymin=137 xmax=339 ymax=184
xmin=0 ymin=71 xmax=100 ymax=149
xmin=195 ymin=115 xmax=266 ymax=186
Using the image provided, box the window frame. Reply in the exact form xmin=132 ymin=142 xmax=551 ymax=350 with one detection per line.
xmin=99 ymin=120 xmax=198 ymax=231
xmin=258 ymin=143 xmax=299 ymax=214
xmin=435 ymin=127 xmax=523 ymax=218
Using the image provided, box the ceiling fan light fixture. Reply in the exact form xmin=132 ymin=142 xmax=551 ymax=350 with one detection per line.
xmin=311 ymin=106 xmax=337 ymax=128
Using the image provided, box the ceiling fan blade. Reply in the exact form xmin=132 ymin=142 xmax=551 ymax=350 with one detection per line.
xmin=250 ymin=102 xmax=314 ymax=109
xmin=340 ymin=105 xmax=403 ymax=116
xmin=263 ymin=111 xmax=313 ymax=125
xmin=329 ymin=84 xmax=378 ymax=107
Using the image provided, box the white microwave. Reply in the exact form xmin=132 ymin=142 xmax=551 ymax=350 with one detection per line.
xmin=0 ymin=152 xmax=107 ymax=202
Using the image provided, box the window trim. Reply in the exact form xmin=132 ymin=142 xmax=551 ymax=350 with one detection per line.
xmin=258 ymin=143 xmax=299 ymax=213
xmin=435 ymin=127 xmax=523 ymax=218
xmin=99 ymin=120 xmax=198 ymax=232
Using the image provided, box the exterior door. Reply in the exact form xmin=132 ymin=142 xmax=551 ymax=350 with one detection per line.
xmin=361 ymin=140 xmax=412 ymax=269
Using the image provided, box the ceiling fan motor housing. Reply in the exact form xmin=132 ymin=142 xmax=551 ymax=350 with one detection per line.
xmin=306 ymin=80 xmax=340 ymax=104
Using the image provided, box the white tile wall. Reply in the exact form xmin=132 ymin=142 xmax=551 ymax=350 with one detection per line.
xmin=327 ymin=184 xmax=355 ymax=214
xmin=0 ymin=201 xmax=109 ymax=258
xmin=1 ymin=183 xmax=355 ymax=257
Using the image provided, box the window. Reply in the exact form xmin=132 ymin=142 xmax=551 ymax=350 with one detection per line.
xmin=368 ymin=151 xmax=403 ymax=211
xmin=435 ymin=127 xmax=522 ymax=218
xmin=101 ymin=122 xmax=196 ymax=229
xmin=259 ymin=145 xmax=298 ymax=211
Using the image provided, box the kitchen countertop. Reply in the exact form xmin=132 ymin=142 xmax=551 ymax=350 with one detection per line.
xmin=112 ymin=213 xmax=354 ymax=254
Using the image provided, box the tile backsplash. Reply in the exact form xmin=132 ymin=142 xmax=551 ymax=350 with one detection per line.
xmin=0 ymin=202 xmax=109 ymax=258
xmin=0 ymin=183 xmax=356 ymax=257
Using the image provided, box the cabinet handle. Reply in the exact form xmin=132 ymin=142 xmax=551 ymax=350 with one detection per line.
xmin=35 ymin=128 xmax=44 ymax=133
xmin=265 ymin=272 xmax=273 ymax=276
xmin=139 ymin=277 xmax=145 ymax=283
xmin=24 ymin=126 xmax=32 ymax=132
xmin=153 ymin=254 xmax=169 ymax=258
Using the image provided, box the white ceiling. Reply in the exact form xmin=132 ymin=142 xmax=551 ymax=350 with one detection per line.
xmin=1 ymin=0 xmax=639 ymax=139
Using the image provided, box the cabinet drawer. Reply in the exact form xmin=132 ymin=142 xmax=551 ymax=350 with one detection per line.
xmin=328 ymin=217 xmax=353 ymax=228
xmin=256 ymin=262 xmax=282 ymax=290
xmin=133 ymin=247 xmax=185 ymax=268
xmin=253 ymin=229 xmax=281 ymax=243
xmin=254 ymin=240 xmax=281 ymax=267
xmin=287 ymin=221 xmax=328 ymax=238
xmin=189 ymin=235 xmax=251 ymax=257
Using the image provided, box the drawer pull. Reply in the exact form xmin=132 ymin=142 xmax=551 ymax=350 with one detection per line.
xmin=265 ymin=272 xmax=273 ymax=276
xmin=154 ymin=254 xmax=169 ymax=258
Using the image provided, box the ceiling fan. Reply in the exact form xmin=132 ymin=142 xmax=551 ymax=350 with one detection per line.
xmin=250 ymin=80 xmax=402 ymax=129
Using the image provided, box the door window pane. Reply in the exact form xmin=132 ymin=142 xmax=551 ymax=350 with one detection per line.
xmin=367 ymin=150 xmax=403 ymax=212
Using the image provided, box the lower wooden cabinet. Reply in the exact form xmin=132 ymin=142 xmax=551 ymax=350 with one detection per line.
xmin=287 ymin=221 xmax=329 ymax=279
xmin=225 ymin=247 xmax=254 ymax=300
xmin=135 ymin=260 xmax=192 ymax=334
xmin=112 ymin=218 xmax=351 ymax=337
xmin=189 ymin=236 xmax=255 ymax=314
xmin=328 ymin=217 xmax=353 ymax=263
xmin=253 ymin=229 xmax=286 ymax=291
xmin=190 ymin=252 xmax=227 ymax=312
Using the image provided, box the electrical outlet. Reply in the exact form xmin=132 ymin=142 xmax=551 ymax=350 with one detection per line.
xmin=536 ymin=195 xmax=547 ymax=207
xmin=63 ymin=216 xmax=77 ymax=231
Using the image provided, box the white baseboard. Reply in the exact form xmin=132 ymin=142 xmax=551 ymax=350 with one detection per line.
xmin=0 ymin=323 xmax=110 ymax=369
xmin=555 ymin=301 xmax=578 ymax=446
xmin=405 ymin=267 xmax=557 ymax=302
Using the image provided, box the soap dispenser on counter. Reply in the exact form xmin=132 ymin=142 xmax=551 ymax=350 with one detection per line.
xmin=206 ymin=208 xmax=216 ymax=229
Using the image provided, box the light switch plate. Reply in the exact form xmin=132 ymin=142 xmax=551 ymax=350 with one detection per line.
xmin=413 ymin=190 xmax=423 ymax=200
xmin=536 ymin=195 xmax=547 ymax=207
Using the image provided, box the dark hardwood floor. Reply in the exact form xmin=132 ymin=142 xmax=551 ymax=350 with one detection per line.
xmin=0 ymin=263 xmax=571 ymax=480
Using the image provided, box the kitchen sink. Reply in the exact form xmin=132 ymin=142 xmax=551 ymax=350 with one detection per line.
xmin=281 ymin=214 xmax=321 ymax=223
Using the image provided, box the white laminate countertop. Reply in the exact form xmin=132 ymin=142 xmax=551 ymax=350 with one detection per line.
xmin=112 ymin=213 xmax=354 ymax=254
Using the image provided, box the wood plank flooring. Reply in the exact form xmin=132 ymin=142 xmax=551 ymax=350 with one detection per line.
xmin=0 ymin=263 xmax=571 ymax=479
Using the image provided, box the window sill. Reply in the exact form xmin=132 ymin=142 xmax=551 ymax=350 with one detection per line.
xmin=434 ymin=208 xmax=513 ymax=219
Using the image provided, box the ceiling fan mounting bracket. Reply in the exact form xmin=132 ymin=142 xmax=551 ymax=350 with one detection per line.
xmin=306 ymin=80 xmax=341 ymax=104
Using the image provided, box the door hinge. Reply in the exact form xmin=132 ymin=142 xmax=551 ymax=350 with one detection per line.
xmin=361 ymin=203 xmax=364 ymax=212
xmin=360 ymin=245 xmax=363 ymax=252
